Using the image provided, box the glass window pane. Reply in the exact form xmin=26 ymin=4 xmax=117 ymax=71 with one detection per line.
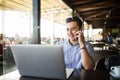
xmin=1 ymin=0 xmax=33 ymax=75
xmin=41 ymin=0 xmax=72 ymax=45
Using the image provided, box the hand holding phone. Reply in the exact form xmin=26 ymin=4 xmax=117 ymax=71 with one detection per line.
xmin=75 ymin=30 xmax=84 ymax=43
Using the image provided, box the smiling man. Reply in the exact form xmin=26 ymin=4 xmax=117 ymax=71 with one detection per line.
xmin=58 ymin=16 xmax=95 ymax=69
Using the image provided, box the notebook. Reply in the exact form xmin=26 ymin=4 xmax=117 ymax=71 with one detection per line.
xmin=10 ymin=44 xmax=74 ymax=80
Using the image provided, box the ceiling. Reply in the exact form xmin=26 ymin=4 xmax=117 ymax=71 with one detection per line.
xmin=62 ymin=0 xmax=120 ymax=29
xmin=0 ymin=0 xmax=120 ymax=29
xmin=0 ymin=0 xmax=71 ymax=25
xmin=0 ymin=0 xmax=32 ymax=11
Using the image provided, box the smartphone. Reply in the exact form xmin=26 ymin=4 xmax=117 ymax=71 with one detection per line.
xmin=75 ymin=33 xmax=79 ymax=40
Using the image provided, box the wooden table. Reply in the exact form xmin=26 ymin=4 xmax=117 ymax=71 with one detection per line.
xmin=0 ymin=69 xmax=116 ymax=80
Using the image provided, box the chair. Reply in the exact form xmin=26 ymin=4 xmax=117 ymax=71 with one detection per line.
xmin=94 ymin=57 xmax=107 ymax=71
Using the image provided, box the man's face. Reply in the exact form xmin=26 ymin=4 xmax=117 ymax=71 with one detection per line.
xmin=66 ymin=21 xmax=80 ymax=41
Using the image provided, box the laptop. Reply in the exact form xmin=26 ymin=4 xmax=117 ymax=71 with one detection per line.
xmin=10 ymin=45 xmax=74 ymax=80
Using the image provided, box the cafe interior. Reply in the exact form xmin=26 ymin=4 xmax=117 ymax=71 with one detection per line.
xmin=0 ymin=0 xmax=120 ymax=80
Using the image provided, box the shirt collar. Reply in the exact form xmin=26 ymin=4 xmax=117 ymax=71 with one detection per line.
xmin=67 ymin=39 xmax=79 ymax=46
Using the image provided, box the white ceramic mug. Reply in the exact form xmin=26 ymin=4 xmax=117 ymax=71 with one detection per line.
xmin=110 ymin=66 xmax=120 ymax=79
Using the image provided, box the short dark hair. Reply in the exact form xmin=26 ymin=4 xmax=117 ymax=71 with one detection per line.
xmin=66 ymin=16 xmax=83 ymax=29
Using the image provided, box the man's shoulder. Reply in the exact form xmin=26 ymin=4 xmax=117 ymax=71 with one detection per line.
xmin=57 ymin=40 xmax=68 ymax=45
xmin=85 ymin=41 xmax=94 ymax=48
xmin=85 ymin=41 xmax=92 ymax=45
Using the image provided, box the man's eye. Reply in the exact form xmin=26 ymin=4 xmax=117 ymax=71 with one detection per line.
xmin=66 ymin=29 xmax=69 ymax=31
xmin=71 ymin=28 xmax=75 ymax=30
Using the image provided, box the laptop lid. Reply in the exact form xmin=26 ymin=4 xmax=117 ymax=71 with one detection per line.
xmin=11 ymin=44 xmax=72 ymax=80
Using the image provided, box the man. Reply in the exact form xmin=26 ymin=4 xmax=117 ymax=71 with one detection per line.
xmin=107 ymin=32 xmax=113 ymax=45
xmin=58 ymin=16 xmax=95 ymax=69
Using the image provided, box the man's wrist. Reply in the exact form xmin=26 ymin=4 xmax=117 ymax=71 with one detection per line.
xmin=79 ymin=42 xmax=86 ymax=49
xmin=80 ymin=47 xmax=86 ymax=50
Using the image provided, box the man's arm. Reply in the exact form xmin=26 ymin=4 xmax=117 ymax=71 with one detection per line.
xmin=80 ymin=42 xmax=95 ymax=69
xmin=76 ymin=30 xmax=95 ymax=69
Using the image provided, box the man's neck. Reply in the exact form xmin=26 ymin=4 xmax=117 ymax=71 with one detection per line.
xmin=69 ymin=39 xmax=78 ymax=46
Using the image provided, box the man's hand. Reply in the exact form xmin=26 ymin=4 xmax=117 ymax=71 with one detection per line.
xmin=75 ymin=30 xmax=85 ymax=47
